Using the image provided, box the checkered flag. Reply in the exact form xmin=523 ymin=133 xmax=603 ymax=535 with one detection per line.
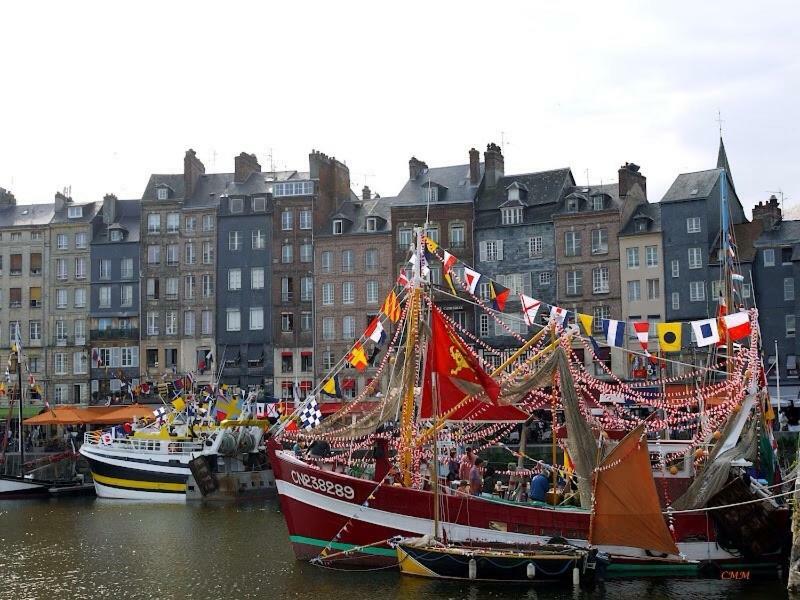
xmin=299 ymin=397 xmax=323 ymax=431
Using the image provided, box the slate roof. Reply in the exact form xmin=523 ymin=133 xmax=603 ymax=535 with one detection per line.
xmin=660 ymin=169 xmax=721 ymax=203
xmin=477 ymin=168 xmax=573 ymax=211
xmin=51 ymin=201 xmax=100 ymax=224
xmin=93 ymin=199 xmax=141 ymax=244
xmin=319 ymin=196 xmax=393 ymax=237
xmin=392 ymin=163 xmax=482 ymax=207
xmin=709 ymin=220 xmax=762 ymax=264
xmin=619 ymin=202 xmax=662 ymax=236
xmin=557 ymin=182 xmax=621 ymax=215
xmin=0 ymin=203 xmax=55 ymax=227
xmin=224 ymin=170 xmax=303 ymax=197
xmin=754 ymin=220 xmax=800 ymax=247
xmin=142 ymin=174 xmax=185 ymax=202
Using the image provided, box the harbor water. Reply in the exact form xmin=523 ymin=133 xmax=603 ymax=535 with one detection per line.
xmin=0 ymin=497 xmax=789 ymax=599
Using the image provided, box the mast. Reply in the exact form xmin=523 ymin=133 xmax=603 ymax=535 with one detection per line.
xmin=15 ymin=343 xmax=23 ymax=474
xmin=431 ymin=372 xmax=441 ymax=540
xmin=720 ymin=168 xmax=732 ymax=372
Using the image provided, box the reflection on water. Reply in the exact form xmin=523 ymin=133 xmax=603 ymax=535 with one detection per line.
xmin=0 ymin=497 xmax=788 ymax=600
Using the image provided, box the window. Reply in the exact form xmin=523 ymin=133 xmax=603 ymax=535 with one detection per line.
xmin=166 ymin=244 xmax=179 ymax=266
xmin=8 ymin=321 xmax=20 ymax=344
xmin=528 ymin=236 xmax=543 ymax=257
xmin=592 ymin=196 xmax=605 ymax=211
xmin=55 ymin=320 xmax=67 ymax=341
xmin=56 ymin=258 xmax=67 ymax=280
xmin=182 ymin=275 xmax=195 ymax=300
xmin=281 ymin=313 xmax=294 ymax=332
xmin=183 ymin=311 xmax=195 ymax=336
xmin=628 ymin=280 xmax=641 ymax=301
xmin=591 ymin=228 xmax=608 ymax=255
xmin=366 ymin=217 xmax=378 ymax=232
xmin=301 ymin=277 xmax=313 ymax=301
xmin=274 ymin=181 xmax=314 ymax=196
xmin=165 ymin=348 xmax=178 ymax=369
xmin=688 ymin=248 xmax=702 ymax=269
xmin=592 ymin=267 xmax=609 ymax=294
xmin=626 ymin=247 xmax=639 ymax=269
xmin=686 ymin=217 xmax=701 ymax=233
xmin=202 ymin=242 xmax=214 ymax=264
xmin=251 ymin=268 xmax=264 ymax=290
xmin=299 ymin=209 xmax=312 ymax=230
xmin=252 ymin=196 xmax=266 ymax=212
xmin=165 ymin=311 xmax=177 ymax=335
xmin=322 ymin=283 xmax=334 ymax=306
xmin=786 ymin=278 xmax=795 ymax=301
xmin=398 ymin=227 xmax=413 ymax=249
xmin=121 ymin=285 xmax=133 ymax=307
xmin=166 ymin=213 xmax=180 ymax=233
xmin=647 ymin=278 xmax=660 ymax=300
xmin=689 ymin=281 xmax=705 ymax=302
xmin=449 ymin=223 xmax=465 ymax=248
xmin=366 ymin=281 xmax=379 ymax=304
xmin=342 ymin=316 xmax=356 ymax=339
xmin=121 ymin=347 xmax=137 ymax=368
xmin=479 ymin=314 xmax=490 ymax=337
xmin=185 ymin=243 xmax=196 ymax=265
xmin=787 ymin=315 xmax=796 ymax=337
xmin=147 ymin=213 xmax=161 ymax=233
xmin=226 ymin=309 xmax=241 ymax=332
xmin=201 ymin=311 xmax=213 ymax=335
xmin=146 ymin=348 xmax=158 ymax=368
xmin=671 ymin=260 xmax=679 ymax=278
xmin=229 ymin=231 xmax=242 ymax=251
xmin=565 ymin=231 xmax=581 ymax=257
xmin=333 ymin=220 xmax=343 ymax=235
xmin=57 ymin=234 xmax=68 ymax=250
xmin=146 ymin=278 xmax=159 ymax=300
xmin=202 ymin=274 xmax=213 ymax=297
xmin=228 ymin=269 xmax=242 ymax=291
xmin=671 ymin=292 xmax=680 ymax=310
xmin=322 ymin=317 xmax=335 ymax=340
xmin=56 ymin=289 xmax=67 ymax=309
xmin=229 ymin=198 xmax=243 ymax=214
xmin=29 ymin=286 xmax=41 ymax=308
xmin=185 ymin=216 xmax=197 ymax=233
xmin=480 ymin=240 xmax=503 ymax=262
xmin=249 ymin=307 xmax=264 ymax=331
xmin=10 ymin=232 xmax=21 ymax=241
xmin=75 ymin=232 xmax=88 ymax=248
xmin=342 ymin=250 xmax=354 ymax=272
xmin=121 ymin=258 xmax=134 ymax=279
xmin=592 ymin=306 xmax=611 ymax=332
xmin=252 ymin=230 xmax=266 ymax=250
xmin=321 ymin=251 xmax=332 ymax=273
xmin=156 ymin=187 xmax=168 ymax=201
xmin=110 ymin=229 xmax=123 ymax=242
xmin=166 ymin=277 xmax=179 ymax=300
xmin=300 ymin=243 xmax=312 ymax=263
xmin=322 ymin=351 xmax=335 ymax=371
xmin=281 ymin=244 xmax=293 ymax=263
xmin=54 ymin=353 xmax=67 ymax=375
xmin=342 ymin=282 xmax=355 ymax=304
xmin=645 ymin=246 xmax=658 ymax=267
xmin=365 ymin=249 xmax=378 ymax=271
xmin=764 ymin=249 xmax=775 ymax=267
xmin=301 ymin=311 xmax=313 ymax=331
xmin=9 ymin=288 xmax=21 ymax=308
xmin=202 ymin=215 xmax=214 ymax=232
xmin=501 ymin=207 xmax=523 ymax=225
xmin=74 ymin=288 xmax=86 ymax=308
xmin=539 ymin=272 xmax=552 ymax=286
xmin=566 ymin=270 xmax=582 ymax=296
xmin=30 ymin=252 xmax=41 ymax=275
xmin=783 ymin=247 xmax=793 ymax=265
xmin=478 ymin=282 xmax=490 ymax=300
xmin=99 ymin=286 xmax=112 ymax=308
xmin=281 ymin=277 xmax=293 ymax=302
xmin=98 ymin=259 xmax=111 ymax=280
xmin=29 ymin=321 xmax=41 ymax=342
xmin=300 ymin=353 xmax=313 ymax=373
xmin=73 ymin=352 xmax=88 ymax=375
xmin=281 ymin=210 xmax=293 ymax=230
xmin=147 ymin=245 xmax=160 ymax=265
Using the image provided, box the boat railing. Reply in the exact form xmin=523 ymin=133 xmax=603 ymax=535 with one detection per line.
xmin=84 ymin=432 xmax=203 ymax=454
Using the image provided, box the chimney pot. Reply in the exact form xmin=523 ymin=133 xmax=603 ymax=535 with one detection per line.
xmin=483 ymin=143 xmax=504 ymax=188
xmin=362 ymin=185 xmax=371 ymax=200
xmin=183 ymin=149 xmax=205 ymax=200
xmin=469 ymin=148 xmax=480 ymax=185
xmin=409 ymin=157 xmax=428 ymax=180
xmin=234 ymin=152 xmax=261 ymax=183
xmin=618 ymin=162 xmax=647 ymax=198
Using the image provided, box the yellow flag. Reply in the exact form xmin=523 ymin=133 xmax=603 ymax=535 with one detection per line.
xmin=577 ymin=313 xmax=594 ymax=336
xmin=656 ymin=322 xmax=682 ymax=352
xmin=425 ymin=237 xmax=439 ymax=253
xmin=171 ymin=397 xmax=186 ymax=412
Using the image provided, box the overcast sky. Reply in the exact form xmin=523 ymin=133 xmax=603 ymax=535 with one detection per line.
xmin=1 ymin=1 xmax=797 ymax=216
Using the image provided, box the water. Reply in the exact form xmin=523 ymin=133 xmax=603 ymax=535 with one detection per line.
xmin=0 ymin=497 xmax=789 ymax=599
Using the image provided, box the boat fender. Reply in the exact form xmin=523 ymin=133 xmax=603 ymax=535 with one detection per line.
xmin=547 ymin=536 xmax=569 ymax=546
xmin=468 ymin=558 xmax=477 ymax=580
xmin=572 ymin=567 xmax=580 ymax=586
xmin=526 ymin=562 xmax=536 ymax=579
xmin=644 ymin=549 xmax=669 ymax=559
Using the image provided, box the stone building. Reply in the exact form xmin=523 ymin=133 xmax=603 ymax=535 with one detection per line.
xmin=314 ymin=186 xmax=393 ymax=399
xmin=0 ymin=188 xmax=52 ymax=413
xmin=47 ymin=193 xmax=99 ymax=404
xmin=89 ymin=195 xmax=141 ymax=403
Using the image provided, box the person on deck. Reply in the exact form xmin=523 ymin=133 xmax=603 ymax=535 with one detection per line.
xmin=531 ymin=470 xmax=550 ymax=502
xmin=447 ymin=449 xmax=460 ymax=481
xmin=482 ymin=465 xmax=498 ymax=495
xmin=469 ymin=457 xmax=484 ymax=496
xmin=459 ymin=447 xmax=475 ymax=482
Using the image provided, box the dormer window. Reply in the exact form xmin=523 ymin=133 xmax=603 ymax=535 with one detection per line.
xmin=592 ymin=196 xmax=605 ymax=211
xmin=252 ymin=197 xmax=266 ymax=212
xmin=110 ymin=230 xmax=123 ymax=242
xmin=333 ymin=219 xmax=343 ymax=235
xmin=68 ymin=206 xmax=83 ymax=219
xmin=157 ymin=187 xmax=168 ymax=201
xmin=501 ymin=207 xmax=523 ymax=225
xmin=634 ymin=219 xmax=647 ymax=233
xmin=230 ymin=197 xmax=244 ymax=213
xmin=566 ymin=198 xmax=580 ymax=212
xmin=425 ymin=186 xmax=438 ymax=203
xmin=366 ymin=217 xmax=378 ymax=232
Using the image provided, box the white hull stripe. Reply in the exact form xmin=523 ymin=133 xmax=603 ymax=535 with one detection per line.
xmin=81 ymin=449 xmax=190 ymax=476
xmin=0 ymin=478 xmax=47 ymax=493
xmin=93 ymin=480 xmax=186 ymax=502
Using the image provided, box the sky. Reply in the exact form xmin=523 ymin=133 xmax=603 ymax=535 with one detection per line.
xmin=1 ymin=1 xmax=798 ymax=217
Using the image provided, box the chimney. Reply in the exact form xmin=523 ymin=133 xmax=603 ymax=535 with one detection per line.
xmin=408 ymin=156 xmax=428 ymax=180
xmin=0 ymin=187 xmax=15 ymax=207
xmin=183 ymin=149 xmax=205 ymax=200
xmin=362 ymin=185 xmax=371 ymax=200
xmin=753 ymin=195 xmax=782 ymax=231
xmin=469 ymin=148 xmax=480 ymax=185
xmin=102 ymin=194 xmax=118 ymax=225
xmin=618 ymin=162 xmax=647 ymax=198
xmin=483 ymin=143 xmax=504 ymax=188
xmin=54 ymin=191 xmax=72 ymax=212
xmin=234 ymin=152 xmax=261 ymax=183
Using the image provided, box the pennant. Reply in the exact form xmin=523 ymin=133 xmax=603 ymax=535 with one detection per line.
xmin=299 ymin=397 xmax=323 ymax=430
xmin=550 ymin=306 xmax=568 ymax=327
xmin=462 ymin=267 xmax=481 ymax=295
xmin=656 ymin=322 xmax=682 ymax=352
xmin=380 ymin=291 xmax=401 ymax=323
xmin=691 ymin=318 xmax=720 ymax=347
xmin=520 ymin=294 xmax=541 ymax=326
xmin=442 ymin=250 xmax=457 ymax=274
xmin=365 ymin=317 xmax=387 ymax=346
xmin=443 ymin=271 xmax=457 ymax=295
xmin=602 ymin=319 xmax=625 ymax=347
xmin=489 ymin=281 xmax=510 ymax=312
xmin=321 ymin=376 xmax=343 ymax=399
xmin=722 ymin=312 xmax=751 ymax=341
xmin=577 ymin=313 xmax=594 ymax=336
xmin=633 ymin=321 xmax=650 ymax=354
xmin=347 ymin=342 xmax=369 ymax=372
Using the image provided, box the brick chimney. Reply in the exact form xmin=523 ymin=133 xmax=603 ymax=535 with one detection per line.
xmin=408 ymin=157 xmax=428 ymax=180
xmin=618 ymin=162 xmax=647 ymax=198
xmin=54 ymin=191 xmax=72 ymax=212
xmin=469 ymin=148 xmax=480 ymax=185
xmin=753 ymin=195 xmax=782 ymax=230
xmin=234 ymin=152 xmax=261 ymax=183
xmin=102 ymin=194 xmax=118 ymax=225
xmin=183 ymin=149 xmax=205 ymax=200
xmin=483 ymin=143 xmax=504 ymax=188
xmin=0 ymin=187 xmax=15 ymax=207
xmin=362 ymin=186 xmax=371 ymax=200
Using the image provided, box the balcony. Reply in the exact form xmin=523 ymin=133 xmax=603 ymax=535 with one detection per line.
xmin=10 ymin=269 xmax=22 ymax=276
xmin=90 ymin=328 xmax=139 ymax=340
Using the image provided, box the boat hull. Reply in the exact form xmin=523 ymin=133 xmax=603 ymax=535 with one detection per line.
xmin=0 ymin=476 xmax=50 ymax=499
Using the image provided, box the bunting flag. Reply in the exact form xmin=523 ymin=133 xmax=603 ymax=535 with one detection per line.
xmin=633 ymin=321 xmax=650 ymax=354
xmin=602 ymin=319 xmax=625 ymax=347
xmin=723 ymin=311 xmax=751 ymax=341
xmin=691 ymin=318 xmax=720 ymax=347
xmin=214 ymin=395 xmax=243 ymax=421
xmin=577 ymin=313 xmax=594 ymax=336
xmin=520 ymin=294 xmax=541 ymax=326
xmin=442 ymin=250 xmax=457 ymax=274
xmin=656 ymin=323 xmax=682 ymax=352
xmin=462 ymin=267 xmax=481 ymax=294
xmin=489 ymin=281 xmax=510 ymax=312
xmin=424 ymin=236 xmax=439 ymax=258
xmin=365 ymin=317 xmax=387 ymax=346
xmin=380 ymin=291 xmax=401 ymax=323
xmin=256 ymin=403 xmax=267 ymax=419
xmin=299 ymin=397 xmax=323 ymax=430
xmin=152 ymin=406 xmax=167 ymax=419
xmin=550 ymin=306 xmax=568 ymax=327
xmin=321 ymin=376 xmax=343 ymax=399
xmin=171 ymin=397 xmax=186 ymax=412
xmin=443 ymin=271 xmax=457 ymax=295
xmin=397 ymin=268 xmax=409 ymax=289
xmin=157 ymin=382 xmax=169 ymax=397
xmin=347 ymin=342 xmax=369 ymax=372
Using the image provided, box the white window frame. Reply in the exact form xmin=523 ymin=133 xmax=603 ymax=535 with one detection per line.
xmin=686 ymin=217 xmax=701 ymax=234
xmin=528 ymin=236 xmax=543 ymax=258
xmin=689 ymin=281 xmax=705 ymax=302
xmin=226 ymin=309 xmax=241 ymax=332
xmin=688 ymin=247 xmax=702 ymax=269
xmin=764 ymin=248 xmax=775 ymax=267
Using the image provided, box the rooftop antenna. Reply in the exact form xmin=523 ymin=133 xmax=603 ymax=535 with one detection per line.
xmin=767 ymin=189 xmax=789 ymax=211
xmin=267 ymin=147 xmax=275 ymax=173
xmin=715 ymin=109 xmax=725 ymax=137
xmin=585 ymin=168 xmax=590 ymax=188
xmin=500 ymin=130 xmax=510 ymax=149
xmin=211 ymin=149 xmax=217 ymax=170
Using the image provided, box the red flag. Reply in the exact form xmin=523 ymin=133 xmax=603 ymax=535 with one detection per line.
xmin=442 ymin=250 xmax=457 ymax=274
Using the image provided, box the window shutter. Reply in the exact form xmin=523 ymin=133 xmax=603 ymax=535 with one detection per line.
xmin=496 ymin=240 xmax=504 ymax=261
xmin=111 ymin=347 xmax=121 ymax=368
xmin=131 ymin=347 xmax=139 ymax=367
xmin=524 ymin=273 xmax=533 ymax=296
xmin=479 ymin=241 xmax=487 ymax=262
xmin=496 ymin=274 xmax=505 ymax=287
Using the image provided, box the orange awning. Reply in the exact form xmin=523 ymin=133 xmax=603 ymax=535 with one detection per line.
xmin=24 ymin=406 xmax=88 ymax=425
xmin=83 ymin=404 xmax=153 ymax=424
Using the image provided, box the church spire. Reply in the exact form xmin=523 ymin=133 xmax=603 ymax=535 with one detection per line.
xmin=717 ymin=136 xmax=735 ymax=193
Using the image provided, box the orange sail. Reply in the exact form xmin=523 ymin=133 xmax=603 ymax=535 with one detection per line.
xmin=589 ymin=424 xmax=679 ymax=556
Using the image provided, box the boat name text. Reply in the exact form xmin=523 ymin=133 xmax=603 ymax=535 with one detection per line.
xmin=290 ymin=470 xmax=355 ymax=500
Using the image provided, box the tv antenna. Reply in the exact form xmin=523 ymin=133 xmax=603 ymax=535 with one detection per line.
xmin=767 ymin=189 xmax=789 ymax=210
xmin=715 ymin=110 xmax=725 ymax=137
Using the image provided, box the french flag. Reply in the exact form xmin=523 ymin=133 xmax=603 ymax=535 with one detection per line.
xmin=602 ymin=319 xmax=625 ymax=347
xmin=365 ymin=317 xmax=387 ymax=345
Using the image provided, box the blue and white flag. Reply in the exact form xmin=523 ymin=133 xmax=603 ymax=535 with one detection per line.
xmin=601 ymin=319 xmax=625 ymax=347
xmin=691 ymin=318 xmax=720 ymax=347
xmin=299 ymin=397 xmax=323 ymax=431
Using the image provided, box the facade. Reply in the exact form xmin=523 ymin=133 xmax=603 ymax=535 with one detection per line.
xmin=89 ymin=195 xmax=141 ymax=403
xmin=314 ymin=187 xmax=393 ymax=399
xmin=47 ymin=194 xmax=99 ymax=405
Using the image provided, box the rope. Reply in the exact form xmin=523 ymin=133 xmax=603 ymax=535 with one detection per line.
xmin=665 ymin=487 xmax=794 ymax=514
